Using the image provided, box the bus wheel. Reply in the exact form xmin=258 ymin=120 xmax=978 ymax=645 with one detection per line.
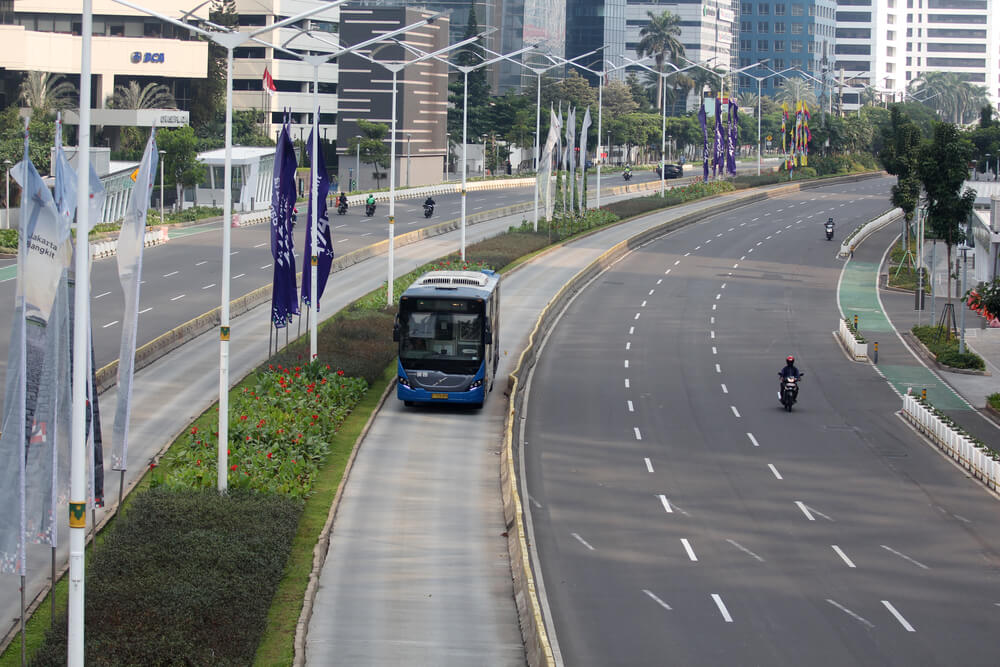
xmin=404 ymin=401 xmax=414 ymax=407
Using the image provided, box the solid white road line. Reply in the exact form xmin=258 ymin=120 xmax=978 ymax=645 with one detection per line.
xmin=163 ymin=271 xmax=178 ymax=277
xmin=881 ymin=545 xmax=930 ymax=570
xmin=170 ymin=294 xmax=185 ymax=301
xmin=882 ymin=600 xmax=915 ymax=631
xmin=795 ymin=501 xmax=815 ymax=521
xmin=138 ymin=307 xmax=152 ymax=315
xmin=768 ymin=463 xmax=782 ymax=479
xmin=826 ymin=599 xmax=874 ymax=628
xmin=95 ymin=291 xmax=111 ymax=299
xmin=102 ymin=320 xmax=118 ymax=328
xmin=645 ymin=458 xmax=654 ymax=472
xmin=659 ymin=495 xmax=672 ymax=513
xmin=721 ymin=383 xmax=728 ymax=394
xmin=730 ymin=406 xmax=741 ymax=418
xmin=832 ymin=545 xmax=856 ymax=568
xmin=627 ymin=400 xmax=634 ymax=412
xmin=202 ymin=283 xmax=215 ymax=290
xmin=747 ymin=433 xmax=759 ymax=447
xmin=711 ymin=594 xmax=733 ymax=622
xmin=726 ymin=539 xmax=764 ymax=562
xmin=571 ymin=533 xmax=595 ymax=551
xmin=681 ymin=538 xmax=697 ymax=561
xmin=634 ymin=427 xmax=642 ymax=440
xmin=643 ymin=590 xmax=672 ymax=610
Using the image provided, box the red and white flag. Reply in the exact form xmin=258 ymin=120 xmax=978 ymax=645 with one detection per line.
xmin=263 ymin=67 xmax=277 ymax=95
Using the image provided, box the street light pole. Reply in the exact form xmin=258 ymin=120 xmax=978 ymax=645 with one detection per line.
xmin=159 ymin=149 xmax=165 ymax=224
xmin=355 ymin=137 xmax=361 ymax=191
xmin=406 ymin=133 xmax=411 ymax=187
xmin=3 ymin=159 xmax=11 ymax=230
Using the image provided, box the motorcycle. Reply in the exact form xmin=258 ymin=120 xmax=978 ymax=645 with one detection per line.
xmin=778 ymin=372 xmax=804 ymax=412
xmin=337 ymin=201 xmax=348 ymax=215
xmin=423 ymin=203 xmax=434 ymax=218
xmin=623 ymin=170 xmax=632 ymax=182
xmin=365 ymin=202 xmax=376 ymax=217
xmin=825 ymin=220 xmax=834 ymax=240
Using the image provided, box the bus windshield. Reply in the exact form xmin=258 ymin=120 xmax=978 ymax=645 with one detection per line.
xmin=399 ymin=299 xmax=483 ymax=373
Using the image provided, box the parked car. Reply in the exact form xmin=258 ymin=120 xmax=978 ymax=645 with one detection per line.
xmin=655 ymin=163 xmax=683 ymax=179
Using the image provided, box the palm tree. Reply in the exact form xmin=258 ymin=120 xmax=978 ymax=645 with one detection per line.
xmin=909 ymin=71 xmax=988 ymax=124
xmin=19 ymin=72 xmax=77 ymax=112
xmin=636 ymin=10 xmax=685 ymax=111
xmin=774 ymin=77 xmax=818 ymax=108
xmin=107 ymin=80 xmax=176 ymax=109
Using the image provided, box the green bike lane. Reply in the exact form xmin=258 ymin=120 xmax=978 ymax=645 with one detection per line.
xmin=838 ymin=226 xmax=973 ymax=413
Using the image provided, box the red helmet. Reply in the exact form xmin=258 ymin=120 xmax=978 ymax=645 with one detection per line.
xmin=786 ymin=355 xmax=795 ymax=364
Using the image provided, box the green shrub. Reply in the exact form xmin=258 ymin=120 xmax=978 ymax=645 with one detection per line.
xmin=792 ymin=166 xmax=817 ymax=179
xmin=31 ymin=488 xmax=303 ymax=667
xmin=988 ymin=393 xmax=1000 ymax=411
xmin=0 ymin=228 xmax=16 ymax=250
xmin=912 ymin=325 xmax=985 ymax=370
xmin=604 ymin=180 xmax=736 ymax=219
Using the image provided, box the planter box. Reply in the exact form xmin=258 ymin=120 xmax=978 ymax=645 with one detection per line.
xmin=838 ymin=319 xmax=868 ymax=361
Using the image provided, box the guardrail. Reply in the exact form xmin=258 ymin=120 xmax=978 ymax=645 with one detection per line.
xmin=901 ymin=392 xmax=1000 ymax=492
xmin=839 ymin=208 xmax=901 ymax=257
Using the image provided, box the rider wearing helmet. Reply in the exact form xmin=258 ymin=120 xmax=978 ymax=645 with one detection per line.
xmin=778 ymin=355 xmax=802 ymax=398
xmin=338 ymin=192 xmax=348 ymax=207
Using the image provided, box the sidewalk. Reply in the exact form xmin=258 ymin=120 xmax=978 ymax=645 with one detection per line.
xmin=842 ymin=222 xmax=1000 ymax=447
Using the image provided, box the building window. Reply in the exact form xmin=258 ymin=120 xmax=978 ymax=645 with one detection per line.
xmin=887 ymin=63 xmax=895 ymax=73
xmin=775 ymin=4 xmax=786 ymax=15
xmin=760 ymin=4 xmax=770 ymax=14
xmin=741 ymin=21 xmax=751 ymax=32
xmin=887 ymin=46 xmax=895 ymax=56
xmin=807 ymin=23 xmax=815 ymax=34
xmin=808 ymin=4 xmax=815 ymax=14
xmin=775 ymin=22 xmax=785 ymax=33
xmin=791 ymin=23 xmax=803 ymax=33
xmin=758 ymin=39 xmax=769 ymax=50
xmin=742 ymin=2 xmax=753 ymax=14
xmin=758 ymin=22 xmax=769 ymax=33
xmin=740 ymin=39 xmax=752 ymax=51
xmin=888 ymin=30 xmax=895 ymax=39
xmin=791 ymin=39 xmax=803 ymax=52
xmin=773 ymin=58 xmax=785 ymax=68
xmin=906 ymin=71 xmax=912 ymax=80
xmin=906 ymin=56 xmax=912 ymax=65
xmin=791 ymin=3 xmax=804 ymax=15
xmin=808 ymin=41 xmax=816 ymax=53
xmin=774 ymin=40 xmax=785 ymax=51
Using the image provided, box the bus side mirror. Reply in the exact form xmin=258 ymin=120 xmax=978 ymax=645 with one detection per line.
xmin=484 ymin=318 xmax=492 ymax=339
xmin=392 ymin=315 xmax=400 ymax=342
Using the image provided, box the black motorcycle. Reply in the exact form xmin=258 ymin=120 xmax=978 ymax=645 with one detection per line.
xmin=825 ymin=220 xmax=834 ymax=240
xmin=337 ymin=201 xmax=348 ymax=215
xmin=778 ymin=372 xmax=804 ymax=412
xmin=365 ymin=202 xmax=376 ymax=217
xmin=623 ymin=170 xmax=632 ymax=182
xmin=423 ymin=203 xmax=434 ymax=218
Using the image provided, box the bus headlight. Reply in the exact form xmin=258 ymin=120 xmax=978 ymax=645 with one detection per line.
xmin=398 ymin=375 xmax=411 ymax=389
xmin=468 ymin=379 xmax=483 ymax=390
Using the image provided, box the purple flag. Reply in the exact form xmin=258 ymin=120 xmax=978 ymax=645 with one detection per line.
xmin=270 ymin=118 xmax=299 ymax=328
xmin=301 ymin=129 xmax=333 ymax=308
xmin=713 ymin=97 xmax=724 ymax=179
xmin=698 ymin=102 xmax=709 ymax=181
xmin=727 ymin=101 xmax=739 ymax=176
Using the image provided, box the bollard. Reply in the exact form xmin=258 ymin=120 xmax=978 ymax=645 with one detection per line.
xmin=921 ymin=387 xmax=927 ymax=401
xmin=853 ymin=314 xmax=858 ymax=330
xmin=873 ymin=341 xmax=878 ymax=364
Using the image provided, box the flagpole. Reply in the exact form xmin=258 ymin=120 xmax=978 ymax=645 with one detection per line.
xmin=16 ymin=118 xmax=27 ymax=667
xmin=68 ymin=1 xmax=93 ymax=663
xmin=309 ymin=67 xmax=319 ymax=360
xmin=461 ymin=69 xmax=468 ymax=261
xmin=387 ymin=66 xmax=399 ymax=304
xmin=217 ymin=45 xmax=234 ymax=493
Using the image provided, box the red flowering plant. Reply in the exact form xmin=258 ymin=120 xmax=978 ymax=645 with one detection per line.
xmin=163 ymin=360 xmax=367 ymax=498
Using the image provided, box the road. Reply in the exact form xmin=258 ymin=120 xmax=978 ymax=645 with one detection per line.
xmin=522 ymin=176 xmax=1000 ymax=665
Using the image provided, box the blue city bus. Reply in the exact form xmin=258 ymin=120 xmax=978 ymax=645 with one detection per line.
xmin=393 ymin=269 xmax=501 ymax=408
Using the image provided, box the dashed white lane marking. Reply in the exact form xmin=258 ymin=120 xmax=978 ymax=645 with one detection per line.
xmin=629 ymin=326 xmax=635 ymax=334
xmin=710 ymin=316 xmax=715 ymax=324
xmin=625 ymin=378 xmax=630 ymax=388
xmin=747 ymin=248 xmax=753 ymax=253
xmin=766 ymin=235 xmax=772 ymax=240
xmin=715 ymin=293 xmax=721 ymax=300
xmin=755 ymin=241 xmax=762 ymax=247
xmin=337 ymin=238 xmax=350 ymax=243
xmin=730 ymin=406 xmax=741 ymax=418
xmin=195 ymin=261 xmax=207 ymax=266
xmin=643 ymin=589 xmax=672 ymax=611
xmin=674 ymin=260 xmax=680 ymax=265
xmin=711 ymin=347 xmax=717 ymax=355
xmin=796 ymin=501 xmax=815 ymax=521
xmin=775 ymin=229 xmax=782 ymax=234
xmin=138 ymin=307 xmax=152 ymax=315
xmin=645 ymin=457 xmax=653 ymax=472
xmin=747 ymin=433 xmax=760 ymax=447
xmin=254 ymin=242 xmax=268 ymax=248
xmin=751 ymin=217 xmax=759 ymax=222
xmin=163 ymin=271 xmax=178 ymax=277
xmin=694 ymin=246 xmax=701 ymax=251
xmin=717 ymin=232 xmax=724 ymax=237
xmin=102 ymin=320 xmax=119 ymax=329
xmin=881 ymin=545 xmax=930 ymax=570
xmin=711 ymin=331 xmax=716 ymax=339
xmin=634 ymin=313 xmax=641 ymax=320
xmin=953 ymin=514 xmax=971 ymax=524
xmin=733 ymin=263 xmax=739 ymax=269
xmin=712 ymin=304 xmax=717 ymax=311
xmin=768 ymin=463 xmax=782 ymax=479
xmin=684 ymin=252 xmax=691 ymax=256
xmin=260 ymin=262 xmax=273 ymax=270
xmin=681 ymin=538 xmax=697 ymax=561
xmin=641 ymin=300 xmax=647 ymax=307
xmin=720 ymin=282 xmax=726 ymax=289
xmin=628 ymin=400 xmax=634 ymax=412
xmin=656 ymin=279 xmax=662 ymax=287
xmin=721 ymin=383 xmax=728 ymax=394
xmin=230 ymin=250 xmax=239 ymax=256
xmin=233 ymin=273 xmax=245 ymax=279
xmin=827 ymin=599 xmax=874 ymax=628
xmin=202 ymin=283 xmax=215 ymax=290
xmin=170 ymin=294 xmax=186 ymax=301
xmin=571 ymin=533 xmax=595 ymax=551
xmin=624 ymin=360 xmax=629 ymax=368
xmin=832 ymin=545 xmax=856 ymax=568
xmin=740 ymin=255 xmax=746 ymax=260
xmin=882 ymin=601 xmax=916 ymax=632
xmin=728 ymin=227 xmax=735 ymax=232
xmin=739 ymin=222 xmax=746 ymax=226
xmin=649 ymin=289 xmax=655 ymax=295
xmin=665 ymin=269 xmax=671 ymax=275
xmin=776 ymin=209 xmax=783 ymax=212
xmin=705 ymin=239 xmax=711 ymax=244
xmin=711 ymin=594 xmax=733 ymax=622
xmin=726 ymin=539 xmax=764 ymax=562
xmin=715 ymin=364 xmax=721 ymax=373
xmin=634 ymin=427 xmax=642 ymax=440
xmin=626 ymin=342 xmax=631 ymax=351
xmin=659 ymin=495 xmax=672 ymax=513
xmin=95 ymin=291 xmax=111 ymax=299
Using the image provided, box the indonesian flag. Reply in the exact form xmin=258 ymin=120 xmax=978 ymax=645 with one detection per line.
xmin=263 ymin=67 xmax=277 ymax=95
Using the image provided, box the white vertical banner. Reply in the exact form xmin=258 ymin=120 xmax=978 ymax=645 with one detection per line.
xmin=111 ymin=131 xmax=158 ymax=472
xmin=579 ymin=107 xmax=592 ymax=210
xmin=541 ymin=104 xmax=561 ymax=222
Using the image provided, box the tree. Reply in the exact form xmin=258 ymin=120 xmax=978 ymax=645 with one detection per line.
xmin=918 ymin=122 xmax=976 ymax=311
xmin=542 ymin=69 xmax=597 ymax=112
xmin=880 ymin=107 xmax=925 ymax=244
xmin=625 ymin=71 xmax=654 ymax=113
xmin=188 ymin=0 xmax=237 ymax=129
xmin=636 ymin=10 xmax=685 ymax=110
xmin=910 ymin=71 xmax=990 ymax=124
xmin=350 ymin=119 xmax=390 ymax=187
xmin=447 ymin=5 xmax=490 ymax=141
xmin=157 ymin=126 xmax=205 ymax=210
xmin=774 ymin=77 xmax=817 ymax=108
xmin=0 ymin=105 xmax=57 ymax=198
xmin=107 ymin=80 xmax=176 ymax=109
xmin=19 ymin=72 xmax=77 ymax=113
xmin=602 ymin=80 xmax=638 ymax=118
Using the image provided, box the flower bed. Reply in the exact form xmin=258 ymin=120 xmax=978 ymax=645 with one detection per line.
xmin=838 ymin=317 xmax=868 ymax=360
xmin=911 ymin=324 xmax=985 ymax=371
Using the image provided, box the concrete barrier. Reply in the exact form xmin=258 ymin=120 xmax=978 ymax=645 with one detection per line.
xmin=837 ymin=318 xmax=869 ymax=361
xmin=839 ymin=208 xmax=902 ymax=257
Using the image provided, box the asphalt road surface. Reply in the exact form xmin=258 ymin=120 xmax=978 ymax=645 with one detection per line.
xmin=522 ymin=176 xmax=1000 ymax=666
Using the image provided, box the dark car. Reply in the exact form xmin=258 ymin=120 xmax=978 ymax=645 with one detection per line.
xmin=656 ymin=163 xmax=683 ymax=179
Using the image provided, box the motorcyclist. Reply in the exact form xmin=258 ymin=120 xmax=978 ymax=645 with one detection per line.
xmin=424 ymin=195 xmax=435 ymax=209
xmin=338 ymin=192 xmax=348 ymax=207
xmin=623 ymin=164 xmax=632 ymax=180
xmin=778 ymin=355 xmax=802 ymax=398
xmin=825 ymin=217 xmax=834 ymax=229
xmin=365 ymin=193 xmax=376 ymax=214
